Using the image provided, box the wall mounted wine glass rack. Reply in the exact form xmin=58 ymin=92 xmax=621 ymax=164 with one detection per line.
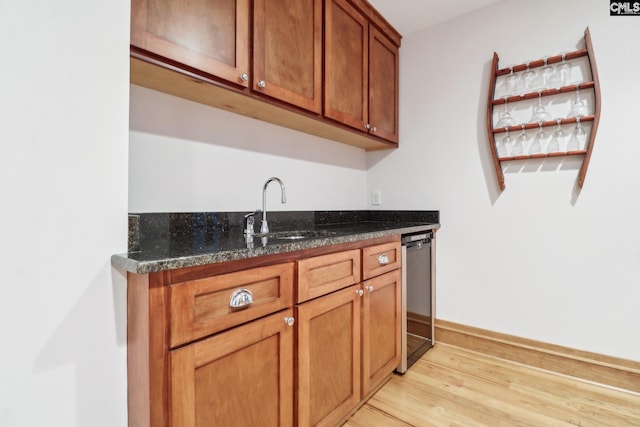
xmin=486 ymin=27 xmax=601 ymax=191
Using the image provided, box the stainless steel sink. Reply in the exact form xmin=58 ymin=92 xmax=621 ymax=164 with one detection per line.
xmin=264 ymin=230 xmax=337 ymax=240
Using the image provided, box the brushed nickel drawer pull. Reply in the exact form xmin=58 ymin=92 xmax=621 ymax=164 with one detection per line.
xmin=378 ymin=253 xmax=390 ymax=265
xmin=229 ymin=288 xmax=254 ymax=310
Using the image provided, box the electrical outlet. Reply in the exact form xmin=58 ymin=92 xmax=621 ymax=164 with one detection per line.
xmin=371 ymin=190 xmax=382 ymax=206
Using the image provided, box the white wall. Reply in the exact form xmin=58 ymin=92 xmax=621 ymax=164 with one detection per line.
xmin=368 ymin=0 xmax=640 ymax=361
xmin=129 ymin=86 xmax=368 ymax=213
xmin=0 ymin=1 xmax=130 ymax=426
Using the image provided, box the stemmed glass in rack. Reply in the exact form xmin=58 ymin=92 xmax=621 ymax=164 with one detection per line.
xmin=567 ymin=116 xmax=586 ymax=152
xmin=496 ymin=98 xmax=516 ymax=128
xmin=554 ymin=53 xmax=571 ymax=88
xmin=568 ymin=84 xmax=588 ymax=118
xmin=529 ymin=92 xmax=552 ymax=123
xmin=511 ymin=124 xmax=527 ymax=156
xmin=504 ymin=66 xmax=518 ymax=96
xmin=538 ymin=57 xmax=554 ymax=90
xmin=496 ymin=129 xmax=511 ymax=157
xmin=529 ymin=123 xmax=545 ymax=155
xmin=547 ymin=119 xmax=565 ymax=153
xmin=521 ymin=62 xmax=536 ymax=94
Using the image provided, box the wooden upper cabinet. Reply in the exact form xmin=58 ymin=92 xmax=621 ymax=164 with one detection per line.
xmin=369 ymin=26 xmax=399 ymax=143
xmin=130 ymin=0 xmax=401 ymax=149
xmin=325 ymin=0 xmax=399 ymax=143
xmin=325 ymin=0 xmax=369 ymax=132
xmin=253 ymin=0 xmax=322 ymax=113
xmin=130 ymin=0 xmax=250 ymax=87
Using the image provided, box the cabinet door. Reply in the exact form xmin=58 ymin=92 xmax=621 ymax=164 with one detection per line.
xmin=296 ymin=285 xmax=361 ymax=427
xmin=368 ymin=26 xmax=399 ymax=143
xmin=170 ymin=309 xmax=294 ymax=427
xmin=361 ymin=269 xmax=401 ymax=395
xmin=324 ymin=0 xmax=369 ymax=131
xmin=253 ymin=0 xmax=322 ymax=113
xmin=131 ymin=0 xmax=250 ymax=87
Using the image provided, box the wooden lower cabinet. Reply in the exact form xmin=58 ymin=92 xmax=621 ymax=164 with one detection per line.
xmin=127 ymin=236 xmax=403 ymax=427
xmin=170 ymin=309 xmax=295 ymax=427
xmin=296 ymin=285 xmax=362 ymax=427
xmin=361 ymin=269 xmax=401 ymax=395
xmin=296 ymin=268 xmax=401 ymax=426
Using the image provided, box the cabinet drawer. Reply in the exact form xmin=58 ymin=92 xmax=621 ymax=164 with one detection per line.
xmin=297 ymin=249 xmax=361 ymax=303
xmin=362 ymin=241 xmax=401 ymax=280
xmin=170 ymin=262 xmax=294 ymax=348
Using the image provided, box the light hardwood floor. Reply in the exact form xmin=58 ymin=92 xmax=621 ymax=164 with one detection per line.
xmin=345 ymin=343 xmax=640 ymax=426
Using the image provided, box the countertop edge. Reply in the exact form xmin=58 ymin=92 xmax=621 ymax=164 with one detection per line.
xmin=111 ymin=223 xmax=439 ymax=274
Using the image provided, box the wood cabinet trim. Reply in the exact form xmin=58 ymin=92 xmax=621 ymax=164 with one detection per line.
xmin=131 ymin=56 xmax=396 ymax=150
xmin=348 ymin=0 xmax=402 ymax=46
xmin=163 ymin=234 xmax=399 ymax=284
xmin=127 ymin=271 xmax=171 ymax=427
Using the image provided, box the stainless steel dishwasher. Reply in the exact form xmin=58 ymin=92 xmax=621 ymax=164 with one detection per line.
xmin=397 ymin=231 xmax=434 ymax=373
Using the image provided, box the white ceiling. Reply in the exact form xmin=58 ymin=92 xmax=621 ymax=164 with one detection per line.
xmin=367 ymin=0 xmax=505 ymax=36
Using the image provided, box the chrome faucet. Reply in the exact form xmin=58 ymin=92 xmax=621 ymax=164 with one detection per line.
xmin=261 ymin=177 xmax=286 ymax=234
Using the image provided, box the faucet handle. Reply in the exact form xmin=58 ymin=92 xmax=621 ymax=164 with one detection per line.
xmin=243 ymin=211 xmax=256 ymax=235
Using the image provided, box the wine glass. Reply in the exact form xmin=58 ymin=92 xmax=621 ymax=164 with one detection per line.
xmin=529 ymin=92 xmax=552 ymax=123
xmin=529 ymin=123 xmax=545 ymax=155
xmin=497 ymin=129 xmax=511 ymax=157
xmin=568 ymin=84 xmax=588 ymax=118
xmin=496 ymin=98 xmax=516 ymax=128
xmin=521 ymin=62 xmax=536 ymax=94
xmin=539 ymin=57 xmax=554 ymax=90
xmin=547 ymin=119 xmax=565 ymax=153
xmin=553 ymin=53 xmax=571 ymax=89
xmin=567 ymin=117 xmax=586 ymax=152
xmin=504 ymin=66 xmax=518 ymax=96
xmin=512 ymin=124 xmax=526 ymax=156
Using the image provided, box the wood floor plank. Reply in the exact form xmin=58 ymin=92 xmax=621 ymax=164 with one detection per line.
xmin=342 ymin=404 xmax=413 ymax=427
xmin=437 ymin=344 xmax=640 ymax=425
xmin=415 ymin=353 xmax=617 ymax=426
xmin=345 ymin=343 xmax=640 ymax=427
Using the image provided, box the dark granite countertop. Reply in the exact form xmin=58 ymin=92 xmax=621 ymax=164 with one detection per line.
xmin=111 ymin=210 xmax=440 ymax=274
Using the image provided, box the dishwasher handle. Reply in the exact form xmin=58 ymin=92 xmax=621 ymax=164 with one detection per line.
xmin=404 ymin=239 xmax=431 ymax=251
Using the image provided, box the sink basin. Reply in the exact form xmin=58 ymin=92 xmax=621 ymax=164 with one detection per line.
xmin=264 ymin=230 xmax=337 ymax=240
